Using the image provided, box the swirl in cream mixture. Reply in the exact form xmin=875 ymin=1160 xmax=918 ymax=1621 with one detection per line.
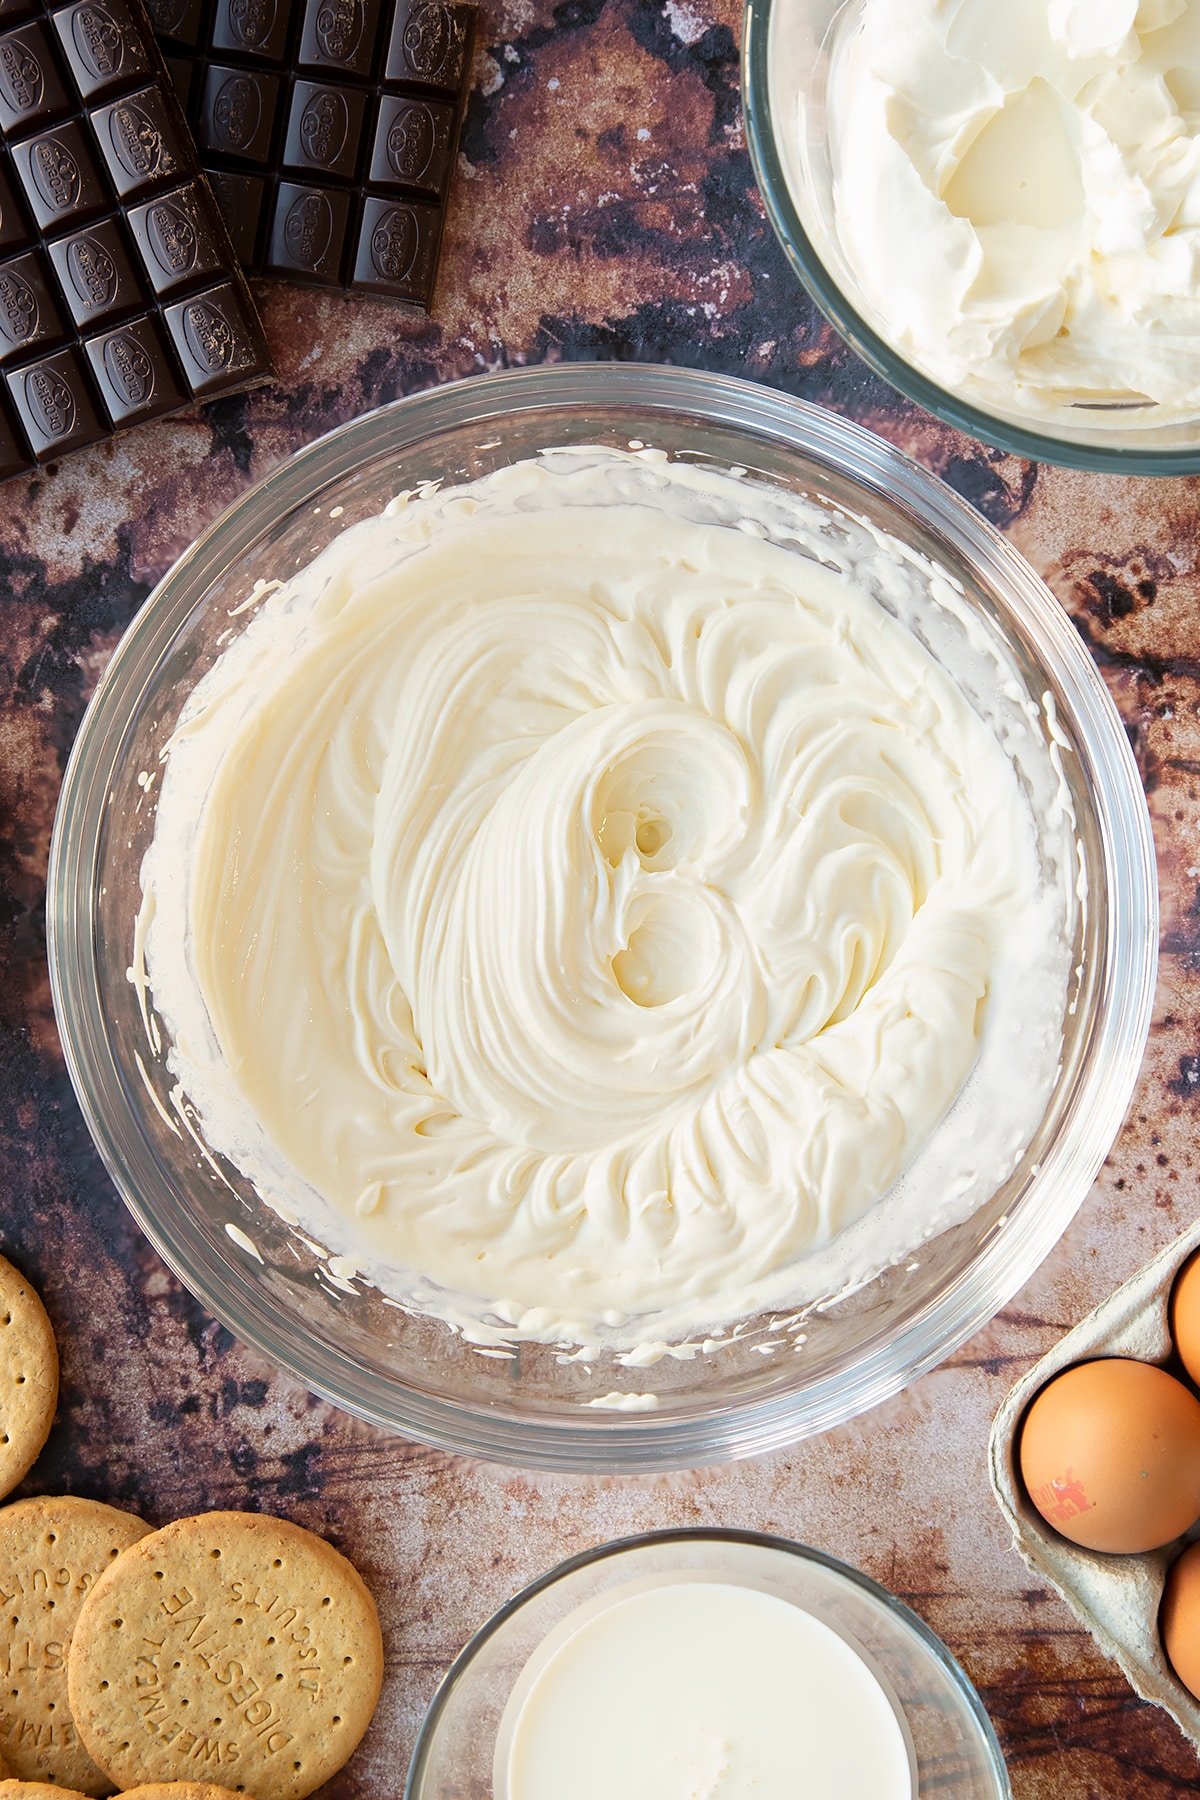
xmin=138 ymin=449 xmax=1072 ymax=1345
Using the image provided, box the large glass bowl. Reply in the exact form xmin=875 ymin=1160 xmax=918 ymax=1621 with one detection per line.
xmin=47 ymin=363 xmax=1157 ymax=1472
xmin=743 ymin=0 xmax=1200 ymax=473
xmin=406 ymin=1530 xmax=1010 ymax=1798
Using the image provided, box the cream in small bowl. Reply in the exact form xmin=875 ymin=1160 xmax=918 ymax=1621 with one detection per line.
xmin=827 ymin=0 xmax=1200 ymax=429
xmin=406 ymin=1531 xmax=1009 ymax=1799
xmin=493 ymin=1571 xmax=916 ymax=1797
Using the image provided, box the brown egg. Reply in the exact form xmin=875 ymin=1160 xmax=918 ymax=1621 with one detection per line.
xmin=1163 ymin=1540 xmax=1200 ymax=1700
xmin=1019 ymin=1357 xmax=1200 ymax=1554
xmin=1170 ymin=1249 xmax=1200 ymax=1390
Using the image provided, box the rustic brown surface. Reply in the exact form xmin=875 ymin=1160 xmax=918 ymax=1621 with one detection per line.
xmin=1 ymin=0 xmax=1199 ymax=1794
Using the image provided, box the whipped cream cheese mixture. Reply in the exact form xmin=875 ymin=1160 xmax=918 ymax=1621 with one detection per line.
xmin=829 ymin=0 xmax=1200 ymax=421
xmin=136 ymin=448 xmax=1075 ymax=1349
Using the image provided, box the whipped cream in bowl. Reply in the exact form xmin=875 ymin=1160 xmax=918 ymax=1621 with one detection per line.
xmin=746 ymin=0 xmax=1200 ymax=465
xmin=48 ymin=366 xmax=1156 ymax=1468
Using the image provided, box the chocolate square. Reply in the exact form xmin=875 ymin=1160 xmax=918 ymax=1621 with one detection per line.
xmin=0 ymin=21 xmax=70 ymax=132
xmin=128 ymin=180 xmax=228 ymax=296
xmin=91 ymin=86 xmax=191 ymax=197
xmin=352 ymin=193 xmax=439 ymax=304
xmin=12 ymin=121 xmax=106 ymax=230
xmin=6 ymin=342 xmax=104 ymax=458
xmin=383 ymin=0 xmax=470 ymax=93
xmin=164 ymin=277 xmax=265 ymax=394
xmin=298 ymin=0 xmax=381 ymax=77
xmin=264 ymin=178 xmax=348 ymax=282
xmin=54 ymin=0 xmax=154 ymax=101
xmin=206 ymin=166 xmax=265 ymax=262
xmin=84 ymin=311 xmax=183 ymax=423
xmin=198 ymin=62 xmax=280 ymax=164
xmin=0 ymin=250 xmax=64 ymax=361
xmin=369 ymin=93 xmax=453 ymax=197
xmin=210 ymin=0 xmax=290 ymax=62
xmin=142 ymin=0 xmax=204 ymax=46
xmin=284 ymin=80 xmax=365 ymax=181
xmin=48 ymin=218 xmax=141 ymax=325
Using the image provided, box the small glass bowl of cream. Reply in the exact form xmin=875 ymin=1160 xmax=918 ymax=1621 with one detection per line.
xmin=406 ymin=1529 xmax=1010 ymax=1799
xmin=744 ymin=0 xmax=1200 ymax=472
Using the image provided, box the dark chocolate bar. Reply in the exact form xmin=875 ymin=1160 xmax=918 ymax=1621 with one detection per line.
xmin=0 ymin=0 xmax=271 ymax=482
xmin=146 ymin=0 xmax=476 ymax=309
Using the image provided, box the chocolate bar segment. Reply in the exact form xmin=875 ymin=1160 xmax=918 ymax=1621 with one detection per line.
xmin=13 ymin=121 xmax=108 ymax=229
xmin=383 ymin=0 xmax=470 ymax=94
xmin=55 ymin=1 xmax=155 ymax=100
xmin=369 ymin=92 xmax=452 ymax=195
xmin=0 ymin=0 xmax=272 ymax=482
xmin=8 ymin=341 xmax=103 ymax=455
xmin=199 ymin=62 xmax=280 ymax=162
xmin=157 ymin=0 xmax=476 ymax=309
xmin=142 ymin=0 xmax=203 ymax=44
xmin=264 ymin=177 xmax=348 ymax=280
xmin=284 ymin=78 xmax=365 ymax=179
xmin=297 ymin=0 xmax=382 ymax=79
xmin=0 ymin=22 xmax=72 ymax=130
xmin=48 ymin=216 xmax=140 ymax=320
xmin=164 ymin=275 xmax=264 ymax=392
xmin=0 ymin=248 xmax=65 ymax=358
xmin=92 ymin=84 xmax=191 ymax=194
xmin=128 ymin=178 xmax=227 ymax=293
xmin=84 ymin=307 xmax=180 ymax=418
xmin=352 ymin=192 xmax=438 ymax=301
xmin=211 ymin=0 xmax=289 ymax=61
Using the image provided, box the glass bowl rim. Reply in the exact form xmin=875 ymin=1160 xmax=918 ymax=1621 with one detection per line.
xmin=47 ymin=360 xmax=1158 ymax=1472
xmin=741 ymin=0 xmax=1200 ymax=476
xmin=403 ymin=1525 xmax=1012 ymax=1798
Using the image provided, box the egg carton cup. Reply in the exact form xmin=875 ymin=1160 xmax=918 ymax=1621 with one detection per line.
xmin=989 ymin=1217 xmax=1200 ymax=1748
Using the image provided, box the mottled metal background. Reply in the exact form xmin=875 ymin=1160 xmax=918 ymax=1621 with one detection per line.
xmin=2 ymin=0 xmax=1200 ymax=1793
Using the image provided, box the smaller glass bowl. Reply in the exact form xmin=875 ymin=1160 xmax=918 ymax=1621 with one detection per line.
xmin=743 ymin=0 xmax=1200 ymax=473
xmin=406 ymin=1529 xmax=1010 ymax=1798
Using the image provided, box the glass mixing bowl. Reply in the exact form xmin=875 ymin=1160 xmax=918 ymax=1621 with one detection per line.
xmin=47 ymin=363 xmax=1157 ymax=1472
xmin=743 ymin=0 xmax=1200 ymax=473
xmin=406 ymin=1530 xmax=1010 ymax=1798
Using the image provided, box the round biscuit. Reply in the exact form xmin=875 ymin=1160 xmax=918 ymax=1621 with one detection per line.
xmin=0 ymin=1782 xmax=90 ymax=1797
xmin=0 ymin=1261 xmax=58 ymax=1502
xmin=67 ymin=1512 xmax=382 ymax=1800
xmin=118 ymin=1788 xmax=248 ymax=1800
xmin=0 ymin=1497 xmax=151 ymax=1793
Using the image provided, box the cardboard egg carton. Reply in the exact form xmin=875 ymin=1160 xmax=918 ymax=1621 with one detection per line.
xmin=989 ymin=1218 xmax=1200 ymax=1747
